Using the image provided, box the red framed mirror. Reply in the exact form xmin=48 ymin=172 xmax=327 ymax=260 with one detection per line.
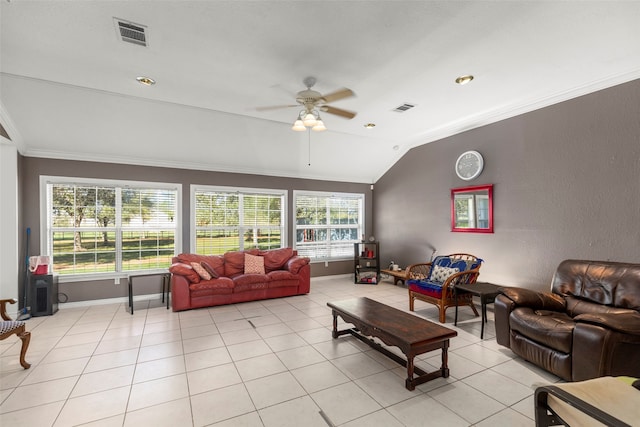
xmin=451 ymin=184 xmax=493 ymax=233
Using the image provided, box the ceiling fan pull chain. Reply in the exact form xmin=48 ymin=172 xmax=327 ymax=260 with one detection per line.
xmin=308 ymin=128 xmax=311 ymax=166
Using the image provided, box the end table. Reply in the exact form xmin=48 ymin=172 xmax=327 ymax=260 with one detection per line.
xmin=454 ymin=281 xmax=502 ymax=339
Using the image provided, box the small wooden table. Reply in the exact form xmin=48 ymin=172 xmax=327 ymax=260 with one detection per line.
xmin=454 ymin=281 xmax=502 ymax=339
xmin=381 ymin=268 xmax=409 ymax=286
xmin=327 ymin=297 xmax=457 ymax=390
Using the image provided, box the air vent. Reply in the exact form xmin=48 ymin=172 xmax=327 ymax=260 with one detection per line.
xmin=393 ymin=103 xmax=416 ymax=113
xmin=114 ymin=18 xmax=147 ymax=47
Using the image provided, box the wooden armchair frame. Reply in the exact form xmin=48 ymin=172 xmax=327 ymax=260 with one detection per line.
xmin=408 ymin=253 xmax=481 ymax=323
xmin=0 ymin=299 xmax=31 ymax=369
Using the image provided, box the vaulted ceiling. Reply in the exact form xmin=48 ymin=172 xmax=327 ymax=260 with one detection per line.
xmin=2 ymin=1 xmax=639 ymax=183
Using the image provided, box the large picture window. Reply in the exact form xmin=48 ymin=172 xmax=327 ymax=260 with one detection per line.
xmin=42 ymin=177 xmax=180 ymax=278
xmin=192 ymin=186 xmax=286 ymax=254
xmin=293 ymin=191 xmax=364 ymax=261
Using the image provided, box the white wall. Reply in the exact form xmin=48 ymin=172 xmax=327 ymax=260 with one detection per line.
xmin=0 ymin=142 xmax=19 ymax=312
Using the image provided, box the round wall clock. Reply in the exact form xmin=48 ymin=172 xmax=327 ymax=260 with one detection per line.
xmin=455 ymin=150 xmax=484 ymax=181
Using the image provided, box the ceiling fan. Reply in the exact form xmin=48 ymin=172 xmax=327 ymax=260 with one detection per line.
xmin=257 ymin=77 xmax=356 ymax=131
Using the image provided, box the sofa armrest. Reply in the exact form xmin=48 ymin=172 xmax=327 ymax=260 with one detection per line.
xmin=499 ymin=287 xmax=566 ymax=311
xmin=286 ymin=256 xmax=310 ymax=274
xmin=171 ymin=274 xmax=192 ymax=312
xmin=575 ymin=312 xmax=640 ymax=335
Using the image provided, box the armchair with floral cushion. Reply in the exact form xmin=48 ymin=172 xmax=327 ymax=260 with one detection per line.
xmin=407 ymin=253 xmax=483 ymax=323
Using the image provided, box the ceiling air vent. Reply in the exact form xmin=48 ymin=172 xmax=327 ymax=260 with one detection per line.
xmin=114 ymin=18 xmax=148 ymax=47
xmin=393 ymin=103 xmax=416 ymax=113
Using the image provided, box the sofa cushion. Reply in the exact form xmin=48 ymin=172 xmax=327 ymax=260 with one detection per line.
xmin=233 ymin=273 xmax=269 ymax=286
xmin=427 ymin=256 xmax=481 ymax=280
xmin=190 ymin=262 xmax=211 ymax=280
xmin=267 ymin=270 xmax=299 ymax=288
xmin=189 ymin=277 xmax=234 ymax=295
xmin=408 ymin=280 xmax=445 ymax=298
xmin=259 ymin=248 xmax=294 ymax=273
xmin=245 ymin=253 xmax=266 ymax=274
xmin=565 ymin=296 xmax=636 ymax=318
xmin=169 ymin=262 xmax=200 ymax=283
xmin=223 ymin=250 xmax=245 ymax=276
xmin=233 ymin=274 xmax=269 ymax=293
xmin=510 ymin=307 xmax=575 ymax=353
xmin=287 ymin=256 xmax=310 ymax=274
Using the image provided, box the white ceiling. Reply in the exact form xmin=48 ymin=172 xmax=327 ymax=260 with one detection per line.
xmin=2 ymin=1 xmax=639 ymax=183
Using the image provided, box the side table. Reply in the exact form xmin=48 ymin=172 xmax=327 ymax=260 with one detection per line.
xmin=128 ymin=272 xmax=171 ymax=315
xmin=454 ymin=281 xmax=502 ymax=339
xmin=381 ymin=268 xmax=409 ymax=286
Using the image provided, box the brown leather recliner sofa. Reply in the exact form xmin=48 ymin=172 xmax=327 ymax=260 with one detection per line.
xmin=495 ymin=259 xmax=640 ymax=382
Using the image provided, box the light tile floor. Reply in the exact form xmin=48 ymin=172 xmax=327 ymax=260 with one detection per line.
xmin=0 ymin=275 xmax=561 ymax=426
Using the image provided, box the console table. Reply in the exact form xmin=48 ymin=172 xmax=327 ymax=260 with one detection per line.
xmin=328 ymin=297 xmax=457 ymax=390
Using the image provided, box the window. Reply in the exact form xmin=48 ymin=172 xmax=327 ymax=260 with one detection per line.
xmin=192 ymin=186 xmax=286 ymax=254
xmin=42 ymin=177 xmax=180 ymax=278
xmin=293 ymin=191 xmax=364 ymax=261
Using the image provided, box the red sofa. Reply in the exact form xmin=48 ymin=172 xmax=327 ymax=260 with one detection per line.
xmin=169 ymin=248 xmax=311 ymax=311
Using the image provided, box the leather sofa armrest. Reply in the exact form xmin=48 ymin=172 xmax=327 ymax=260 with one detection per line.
xmin=574 ymin=312 xmax=640 ymax=335
xmin=286 ymin=256 xmax=310 ymax=274
xmin=499 ymin=287 xmax=566 ymax=311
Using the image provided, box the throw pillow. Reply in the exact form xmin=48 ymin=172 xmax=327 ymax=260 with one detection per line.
xmin=190 ymin=262 xmax=211 ymax=280
xmin=430 ymin=265 xmax=460 ymax=283
xmin=200 ymin=261 xmax=219 ymax=279
xmin=244 ymin=253 xmax=266 ymax=275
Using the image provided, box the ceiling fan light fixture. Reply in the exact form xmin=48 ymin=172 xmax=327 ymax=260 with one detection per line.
xmin=302 ymin=112 xmax=317 ymax=127
xmin=312 ymin=120 xmax=326 ymax=131
xmin=292 ymin=120 xmax=306 ymax=131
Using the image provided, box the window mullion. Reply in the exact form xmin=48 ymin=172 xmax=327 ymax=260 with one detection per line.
xmin=115 ymin=187 xmax=122 ymax=273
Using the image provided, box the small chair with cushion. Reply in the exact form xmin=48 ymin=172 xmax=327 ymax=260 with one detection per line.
xmin=407 ymin=254 xmax=483 ymax=323
xmin=0 ymin=299 xmax=31 ymax=369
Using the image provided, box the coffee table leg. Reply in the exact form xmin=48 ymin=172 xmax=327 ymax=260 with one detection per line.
xmin=406 ymin=356 xmax=416 ymax=391
xmin=441 ymin=340 xmax=450 ymax=378
xmin=331 ymin=311 xmax=338 ymax=339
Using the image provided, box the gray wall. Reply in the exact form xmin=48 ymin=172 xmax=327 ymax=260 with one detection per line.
xmin=19 ymin=158 xmax=372 ymax=302
xmin=374 ymin=79 xmax=640 ymax=291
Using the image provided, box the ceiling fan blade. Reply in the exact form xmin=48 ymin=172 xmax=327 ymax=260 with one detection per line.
xmin=320 ymin=105 xmax=357 ymax=119
xmin=321 ymin=88 xmax=354 ymax=103
xmin=256 ymin=104 xmax=299 ymax=112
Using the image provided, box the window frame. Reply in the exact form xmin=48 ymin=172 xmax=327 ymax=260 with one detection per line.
xmin=40 ymin=176 xmax=182 ymax=282
xmin=190 ymin=184 xmax=288 ymax=254
xmin=293 ymin=190 xmax=365 ymax=262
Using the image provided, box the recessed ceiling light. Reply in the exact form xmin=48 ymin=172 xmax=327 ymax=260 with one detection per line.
xmin=393 ymin=145 xmax=399 ymax=151
xmin=136 ymin=76 xmax=155 ymax=86
xmin=364 ymin=123 xmax=376 ymax=129
xmin=455 ymin=75 xmax=474 ymax=85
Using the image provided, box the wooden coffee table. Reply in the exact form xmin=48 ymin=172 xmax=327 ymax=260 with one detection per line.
xmin=327 ymin=297 xmax=457 ymax=390
xmin=381 ymin=268 xmax=409 ymax=286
